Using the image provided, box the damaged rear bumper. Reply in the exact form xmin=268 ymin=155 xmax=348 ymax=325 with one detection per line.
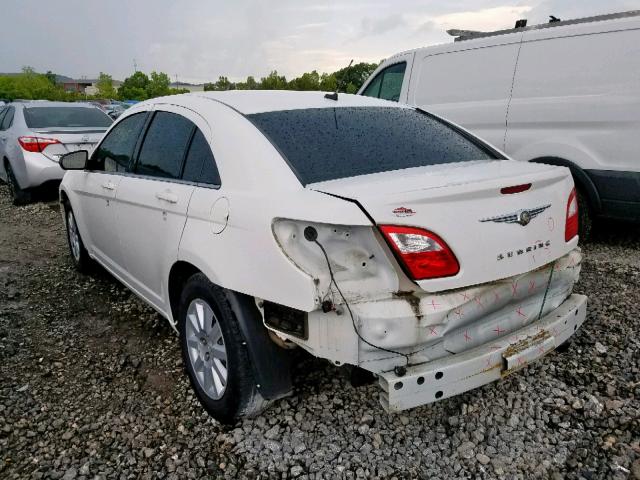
xmin=378 ymin=293 xmax=587 ymax=412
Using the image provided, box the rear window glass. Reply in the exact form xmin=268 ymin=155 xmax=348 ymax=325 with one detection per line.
xmin=24 ymin=107 xmax=113 ymax=128
xmin=248 ymin=107 xmax=496 ymax=185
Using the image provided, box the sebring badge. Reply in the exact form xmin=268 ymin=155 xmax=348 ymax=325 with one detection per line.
xmin=479 ymin=205 xmax=551 ymax=226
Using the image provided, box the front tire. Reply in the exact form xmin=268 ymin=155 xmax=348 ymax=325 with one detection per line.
xmin=64 ymin=205 xmax=92 ymax=273
xmin=5 ymin=161 xmax=31 ymax=206
xmin=178 ymin=273 xmax=268 ymax=424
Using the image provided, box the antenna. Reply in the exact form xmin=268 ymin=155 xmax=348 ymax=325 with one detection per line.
xmin=325 ymin=59 xmax=353 ymax=101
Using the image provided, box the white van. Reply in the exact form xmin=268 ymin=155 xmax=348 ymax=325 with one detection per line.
xmin=359 ymin=11 xmax=640 ymax=236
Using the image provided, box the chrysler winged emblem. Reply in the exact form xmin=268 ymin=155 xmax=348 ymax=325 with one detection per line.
xmin=479 ymin=205 xmax=550 ymax=226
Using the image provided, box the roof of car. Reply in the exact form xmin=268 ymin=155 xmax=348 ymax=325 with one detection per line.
xmin=10 ymin=101 xmax=100 ymax=108
xmin=148 ymin=90 xmax=410 ymax=115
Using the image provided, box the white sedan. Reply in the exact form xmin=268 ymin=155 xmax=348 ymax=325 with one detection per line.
xmin=58 ymin=91 xmax=587 ymax=424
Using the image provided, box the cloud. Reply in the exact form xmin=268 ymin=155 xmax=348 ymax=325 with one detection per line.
xmin=360 ymin=14 xmax=407 ymax=36
xmin=0 ymin=0 xmax=638 ymax=83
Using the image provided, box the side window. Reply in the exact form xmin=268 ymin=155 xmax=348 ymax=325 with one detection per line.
xmin=182 ymin=129 xmax=221 ymax=186
xmin=361 ymin=74 xmax=383 ymax=98
xmin=378 ymin=63 xmax=406 ymax=101
xmin=135 ymin=111 xmax=194 ymax=179
xmin=361 ymin=62 xmax=406 ymax=102
xmin=1 ymin=107 xmax=15 ymax=130
xmin=0 ymin=108 xmax=6 ymax=127
xmin=92 ymin=113 xmax=147 ymax=172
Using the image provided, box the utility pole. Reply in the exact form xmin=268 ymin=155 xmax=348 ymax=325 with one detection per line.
xmin=133 ymin=59 xmax=138 ymax=72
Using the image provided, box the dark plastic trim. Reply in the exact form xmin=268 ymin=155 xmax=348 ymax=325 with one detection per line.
xmin=224 ymin=289 xmax=293 ymax=401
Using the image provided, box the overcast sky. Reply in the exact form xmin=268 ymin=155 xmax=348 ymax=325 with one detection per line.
xmin=0 ymin=0 xmax=638 ymax=83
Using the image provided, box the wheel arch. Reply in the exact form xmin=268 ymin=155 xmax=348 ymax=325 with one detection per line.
xmin=529 ymin=156 xmax=602 ymax=214
xmin=168 ymin=261 xmax=294 ymax=401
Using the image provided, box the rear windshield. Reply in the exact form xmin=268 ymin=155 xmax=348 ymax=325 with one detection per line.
xmin=24 ymin=107 xmax=113 ymax=129
xmin=248 ymin=107 xmax=497 ymax=185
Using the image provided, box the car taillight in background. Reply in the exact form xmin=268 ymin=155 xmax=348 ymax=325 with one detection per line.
xmin=379 ymin=225 xmax=459 ymax=280
xmin=565 ymin=187 xmax=579 ymax=241
xmin=18 ymin=136 xmax=60 ymax=153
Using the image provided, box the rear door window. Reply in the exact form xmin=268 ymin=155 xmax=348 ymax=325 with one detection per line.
xmin=92 ymin=112 xmax=148 ymax=173
xmin=135 ymin=111 xmax=195 ymax=180
xmin=23 ymin=107 xmax=112 ymax=128
xmin=181 ymin=129 xmax=221 ymax=186
xmin=361 ymin=62 xmax=406 ymax=102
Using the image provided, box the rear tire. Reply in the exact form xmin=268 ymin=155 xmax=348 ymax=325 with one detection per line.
xmin=5 ymin=161 xmax=31 ymax=206
xmin=576 ymin=188 xmax=592 ymax=242
xmin=178 ymin=273 xmax=269 ymax=424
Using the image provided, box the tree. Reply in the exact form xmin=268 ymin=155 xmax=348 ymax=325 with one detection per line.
xmin=96 ymin=72 xmax=117 ymax=99
xmin=204 ymin=76 xmax=234 ymax=91
xmin=288 ymin=70 xmax=320 ymax=91
xmin=147 ymin=71 xmax=171 ymax=97
xmin=319 ymin=73 xmax=337 ymax=92
xmin=334 ymin=62 xmax=379 ymax=92
xmin=119 ymin=71 xmax=150 ymax=100
xmin=259 ymin=71 xmax=287 ymax=90
xmin=44 ymin=71 xmax=57 ymax=86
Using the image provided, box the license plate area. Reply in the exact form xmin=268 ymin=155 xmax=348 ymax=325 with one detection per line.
xmin=501 ymin=330 xmax=555 ymax=376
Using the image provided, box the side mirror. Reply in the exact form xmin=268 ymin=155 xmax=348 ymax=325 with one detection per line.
xmin=60 ymin=150 xmax=88 ymax=170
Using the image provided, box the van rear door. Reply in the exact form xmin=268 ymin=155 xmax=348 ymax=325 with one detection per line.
xmin=405 ymin=34 xmax=523 ymax=151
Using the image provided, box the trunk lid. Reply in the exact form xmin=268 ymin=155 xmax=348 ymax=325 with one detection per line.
xmin=31 ymin=127 xmax=107 ymax=162
xmin=309 ymin=160 xmax=577 ymax=292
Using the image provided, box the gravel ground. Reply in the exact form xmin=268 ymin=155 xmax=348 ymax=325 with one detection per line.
xmin=0 ymin=186 xmax=638 ymax=480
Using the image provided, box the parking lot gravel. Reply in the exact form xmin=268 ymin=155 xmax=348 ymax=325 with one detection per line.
xmin=0 ymin=186 xmax=638 ymax=480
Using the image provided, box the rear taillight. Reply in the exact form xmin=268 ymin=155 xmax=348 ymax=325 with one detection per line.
xmin=18 ymin=136 xmax=60 ymax=153
xmin=379 ymin=225 xmax=459 ymax=280
xmin=565 ymin=187 xmax=579 ymax=241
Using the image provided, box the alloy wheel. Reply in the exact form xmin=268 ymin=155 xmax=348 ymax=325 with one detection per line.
xmin=185 ymin=298 xmax=228 ymax=399
xmin=66 ymin=210 xmax=81 ymax=262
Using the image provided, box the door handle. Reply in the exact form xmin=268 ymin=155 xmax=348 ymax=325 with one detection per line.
xmin=155 ymin=191 xmax=178 ymax=204
xmin=101 ymin=181 xmax=116 ymax=191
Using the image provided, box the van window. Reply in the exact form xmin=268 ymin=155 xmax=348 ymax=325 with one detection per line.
xmin=249 ymin=106 xmax=496 ymax=185
xmin=136 ymin=112 xmax=195 ymax=180
xmin=182 ymin=129 xmax=221 ymax=186
xmin=361 ymin=62 xmax=406 ymax=102
xmin=92 ymin=113 xmax=147 ymax=173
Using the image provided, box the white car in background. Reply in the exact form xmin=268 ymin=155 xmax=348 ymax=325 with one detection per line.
xmin=0 ymin=101 xmax=112 ymax=204
xmin=58 ymin=91 xmax=587 ymax=424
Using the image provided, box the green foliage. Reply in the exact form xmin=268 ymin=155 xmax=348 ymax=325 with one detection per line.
xmin=334 ymin=62 xmax=379 ymax=93
xmin=204 ymin=76 xmax=234 ymax=91
xmin=147 ymin=71 xmax=171 ymax=97
xmin=96 ymin=72 xmax=117 ymax=99
xmin=0 ymin=60 xmax=382 ymax=103
xmin=260 ymin=71 xmax=288 ymax=90
xmin=44 ymin=71 xmax=57 ymax=86
xmin=0 ymin=67 xmax=76 ymax=101
xmin=200 ymin=61 xmax=378 ymax=94
xmin=118 ymin=71 xmax=150 ymax=100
